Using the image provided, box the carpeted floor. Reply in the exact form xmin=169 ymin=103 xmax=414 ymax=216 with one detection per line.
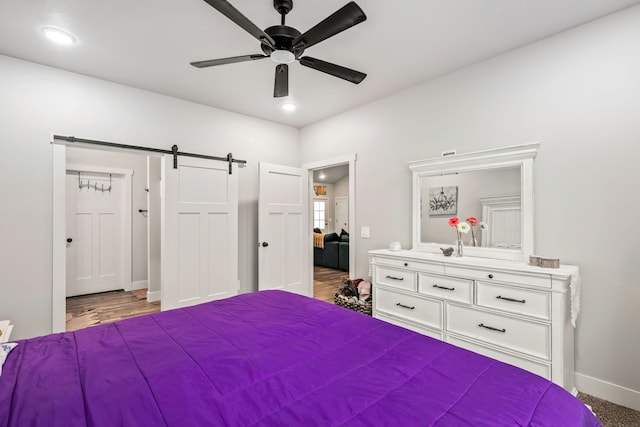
xmin=578 ymin=393 xmax=640 ymax=426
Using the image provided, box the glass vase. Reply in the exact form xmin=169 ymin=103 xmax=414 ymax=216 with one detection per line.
xmin=456 ymin=232 xmax=463 ymax=257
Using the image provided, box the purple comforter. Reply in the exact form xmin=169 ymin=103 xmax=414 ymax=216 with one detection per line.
xmin=1 ymin=290 xmax=600 ymax=426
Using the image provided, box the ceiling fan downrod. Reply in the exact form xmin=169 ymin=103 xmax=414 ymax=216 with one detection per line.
xmin=274 ymin=0 xmax=293 ymax=25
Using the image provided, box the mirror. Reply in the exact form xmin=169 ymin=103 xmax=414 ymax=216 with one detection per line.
xmin=409 ymin=143 xmax=538 ymax=261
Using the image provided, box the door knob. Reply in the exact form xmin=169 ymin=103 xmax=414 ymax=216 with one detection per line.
xmin=66 ymin=238 xmax=73 ymax=243
xmin=262 ymin=242 xmax=269 ymax=247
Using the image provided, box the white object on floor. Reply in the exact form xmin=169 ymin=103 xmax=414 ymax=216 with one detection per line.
xmin=0 ymin=320 xmax=13 ymax=343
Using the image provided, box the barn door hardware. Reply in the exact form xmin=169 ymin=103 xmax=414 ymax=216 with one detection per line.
xmin=54 ymin=135 xmax=247 ymax=174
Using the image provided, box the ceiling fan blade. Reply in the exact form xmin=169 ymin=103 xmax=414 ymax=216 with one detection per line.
xmin=201 ymin=0 xmax=275 ymax=48
xmin=274 ymin=64 xmax=289 ymax=98
xmin=299 ymin=56 xmax=366 ymax=84
xmin=190 ymin=54 xmax=268 ymax=68
xmin=293 ymin=2 xmax=366 ymax=51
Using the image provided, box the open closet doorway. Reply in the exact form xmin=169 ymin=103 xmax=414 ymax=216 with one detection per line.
xmin=303 ymin=155 xmax=356 ymax=304
xmin=53 ymin=136 xmax=243 ymax=333
xmin=63 ymin=146 xmax=162 ymax=331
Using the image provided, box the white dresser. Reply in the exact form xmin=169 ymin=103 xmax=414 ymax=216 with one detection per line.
xmin=370 ymin=249 xmax=578 ymax=393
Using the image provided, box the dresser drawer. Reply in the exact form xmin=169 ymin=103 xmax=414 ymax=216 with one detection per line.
xmin=447 ymin=336 xmax=550 ymax=379
xmin=447 ymin=304 xmax=550 ymax=360
xmin=418 ymin=273 xmax=473 ymax=305
xmin=372 ymin=256 xmax=443 ymax=274
xmin=375 ymin=287 xmax=442 ymax=330
xmin=477 ymin=282 xmax=551 ymax=320
xmin=445 ymin=266 xmax=551 ymax=288
xmin=376 ymin=313 xmax=443 ymax=340
xmin=375 ymin=266 xmax=417 ymax=291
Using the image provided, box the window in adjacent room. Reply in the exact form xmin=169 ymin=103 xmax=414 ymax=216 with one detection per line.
xmin=313 ymin=200 xmax=326 ymax=230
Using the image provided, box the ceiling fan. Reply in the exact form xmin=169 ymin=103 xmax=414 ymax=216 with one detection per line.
xmin=191 ymin=0 xmax=367 ymax=98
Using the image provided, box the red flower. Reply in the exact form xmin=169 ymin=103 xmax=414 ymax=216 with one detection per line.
xmin=466 ymin=217 xmax=478 ymax=226
xmin=448 ymin=217 xmax=460 ymax=227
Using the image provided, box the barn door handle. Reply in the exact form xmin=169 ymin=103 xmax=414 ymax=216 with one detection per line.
xmin=66 ymin=238 xmax=73 ymax=243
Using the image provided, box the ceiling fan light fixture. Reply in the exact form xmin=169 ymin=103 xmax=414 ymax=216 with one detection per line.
xmin=42 ymin=27 xmax=76 ymax=45
xmin=270 ymin=50 xmax=295 ymax=64
xmin=281 ymin=102 xmax=296 ymax=112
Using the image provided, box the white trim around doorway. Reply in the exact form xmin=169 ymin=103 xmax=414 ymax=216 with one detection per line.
xmin=302 ymin=154 xmax=356 ymax=284
xmin=52 ymin=144 xmax=134 ymax=333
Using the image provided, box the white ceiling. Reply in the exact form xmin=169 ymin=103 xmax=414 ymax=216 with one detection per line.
xmin=314 ymin=164 xmax=349 ymax=184
xmin=0 ymin=0 xmax=638 ymax=128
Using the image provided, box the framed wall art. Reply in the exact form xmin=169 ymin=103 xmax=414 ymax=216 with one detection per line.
xmin=428 ymin=186 xmax=458 ymax=216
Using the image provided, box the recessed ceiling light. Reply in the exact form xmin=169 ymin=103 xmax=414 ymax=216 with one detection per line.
xmin=281 ymin=102 xmax=296 ymax=112
xmin=42 ymin=27 xmax=76 ymax=45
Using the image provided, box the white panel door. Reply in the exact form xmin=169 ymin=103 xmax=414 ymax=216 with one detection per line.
xmin=335 ymin=196 xmax=349 ymax=232
xmin=162 ymin=155 xmax=239 ymax=311
xmin=66 ymin=172 xmax=122 ymax=297
xmin=258 ymin=163 xmax=310 ymax=296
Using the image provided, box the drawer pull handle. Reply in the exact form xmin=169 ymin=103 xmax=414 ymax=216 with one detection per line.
xmin=396 ymin=302 xmax=415 ymax=310
xmin=386 ymin=275 xmax=404 ymax=281
xmin=496 ymin=295 xmax=526 ymax=304
xmin=488 ymin=274 xmax=494 ymax=279
xmin=478 ymin=323 xmax=506 ymax=333
xmin=433 ymin=284 xmax=455 ymax=291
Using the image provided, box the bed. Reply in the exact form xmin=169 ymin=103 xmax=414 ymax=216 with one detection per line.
xmin=0 ymin=290 xmax=600 ymax=426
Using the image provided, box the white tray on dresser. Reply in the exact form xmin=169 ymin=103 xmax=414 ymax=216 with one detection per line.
xmin=369 ymin=249 xmax=579 ymax=393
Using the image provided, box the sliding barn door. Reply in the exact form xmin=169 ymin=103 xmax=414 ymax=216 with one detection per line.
xmin=162 ymin=156 xmax=239 ymax=310
xmin=258 ymin=163 xmax=310 ymax=296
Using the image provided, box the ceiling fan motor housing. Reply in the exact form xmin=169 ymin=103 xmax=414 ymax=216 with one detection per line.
xmin=261 ymin=25 xmax=302 ymax=56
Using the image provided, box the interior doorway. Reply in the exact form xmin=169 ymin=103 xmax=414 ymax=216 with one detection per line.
xmin=62 ymin=146 xmax=162 ymax=330
xmin=303 ymin=154 xmax=356 ymax=303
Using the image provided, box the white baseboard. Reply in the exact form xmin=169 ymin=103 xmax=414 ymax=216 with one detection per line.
xmin=576 ymin=372 xmax=640 ymax=412
xmin=146 ymin=290 xmax=160 ymax=302
xmin=131 ymin=280 xmax=148 ymax=291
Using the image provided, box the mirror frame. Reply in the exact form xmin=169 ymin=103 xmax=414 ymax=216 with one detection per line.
xmin=409 ymin=143 xmax=539 ymax=261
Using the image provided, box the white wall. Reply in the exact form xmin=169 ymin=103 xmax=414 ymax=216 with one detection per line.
xmin=66 ymin=147 xmax=149 ymax=285
xmin=334 ymin=176 xmax=349 ymax=198
xmin=300 ymin=5 xmax=640 ymax=406
xmin=0 ymin=55 xmax=299 ymax=340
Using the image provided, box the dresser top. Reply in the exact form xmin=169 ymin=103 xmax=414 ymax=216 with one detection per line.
xmin=369 ymin=249 xmax=578 ymax=280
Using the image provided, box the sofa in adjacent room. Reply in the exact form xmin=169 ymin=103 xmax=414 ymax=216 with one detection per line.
xmin=313 ymin=229 xmax=349 ymax=271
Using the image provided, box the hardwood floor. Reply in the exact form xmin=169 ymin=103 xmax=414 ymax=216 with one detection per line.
xmin=66 ymin=266 xmax=343 ymax=332
xmin=66 ymin=289 xmax=160 ymax=332
xmin=313 ymin=265 xmax=346 ymax=303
